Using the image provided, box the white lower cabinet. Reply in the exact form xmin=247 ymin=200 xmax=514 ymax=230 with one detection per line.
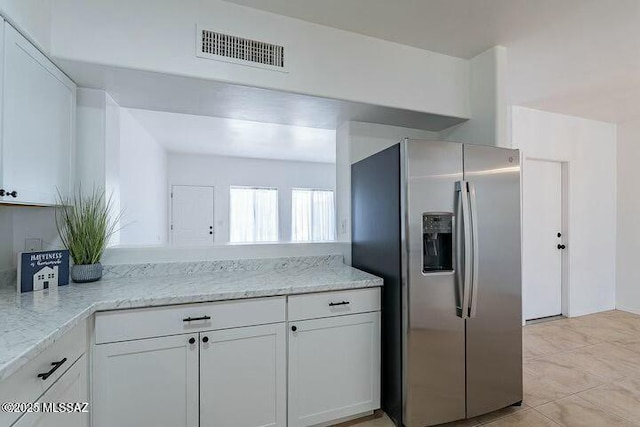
xmin=93 ymin=296 xmax=287 ymax=427
xmin=288 ymin=312 xmax=381 ymax=427
xmin=200 ymin=323 xmax=286 ymax=427
xmin=92 ymin=291 xmax=380 ymax=427
xmin=13 ymin=354 xmax=88 ymax=427
xmin=288 ymin=288 xmax=382 ymax=427
xmin=93 ymin=334 xmax=199 ymax=427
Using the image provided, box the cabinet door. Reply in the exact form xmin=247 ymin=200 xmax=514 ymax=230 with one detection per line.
xmin=200 ymin=323 xmax=286 ymax=427
xmin=288 ymin=312 xmax=381 ymax=427
xmin=2 ymin=23 xmax=75 ymax=205
xmin=13 ymin=354 xmax=88 ymax=427
xmin=93 ymin=334 xmax=198 ymax=427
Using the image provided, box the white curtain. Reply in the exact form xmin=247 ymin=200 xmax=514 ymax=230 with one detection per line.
xmin=230 ymin=187 xmax=278 ymax=243
xmin=292 ymin=189 xmax=335 ymax=242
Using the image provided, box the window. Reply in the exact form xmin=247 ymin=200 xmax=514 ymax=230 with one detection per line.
xmin=229 ymin=186 xmax=278 ymax=243
xmin=291 ymin=189 xmax=336 ymax=242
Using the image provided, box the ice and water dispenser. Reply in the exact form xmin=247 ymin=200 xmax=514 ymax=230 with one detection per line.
xmin=422 ymin=213 xmax=453 ymax=273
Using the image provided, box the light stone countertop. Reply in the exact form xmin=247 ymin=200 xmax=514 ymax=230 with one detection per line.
xmin=0 ymin=255 xmax=382 ymax=382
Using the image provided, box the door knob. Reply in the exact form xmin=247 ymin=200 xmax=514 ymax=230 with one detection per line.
xmin=557 ymin=244 xmax=566 ymax=250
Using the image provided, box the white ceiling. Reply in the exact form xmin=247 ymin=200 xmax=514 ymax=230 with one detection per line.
xmin=126 ymin=108 xmax=337 ymax=163
xmin=225 ymin=0 xmax=640 ymax=123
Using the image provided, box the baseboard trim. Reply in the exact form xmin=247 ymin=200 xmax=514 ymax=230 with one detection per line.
xmin=615 ymin=306 xmax=640 ymax=316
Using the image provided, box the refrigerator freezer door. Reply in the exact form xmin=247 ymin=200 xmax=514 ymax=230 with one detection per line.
xmin=404 ymin=140 xmax=466 ymax=427
xmin=463 ymin=144 xmax=523 ymax=417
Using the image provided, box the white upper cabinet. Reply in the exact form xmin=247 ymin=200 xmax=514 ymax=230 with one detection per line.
xmin=0 ymin=21 xmax=76 ymax=205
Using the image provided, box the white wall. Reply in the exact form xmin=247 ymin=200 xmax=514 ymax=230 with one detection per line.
xmin=441 ymin=46 xmax=510 ymax=147
xmin=76 ymin=89 xmax=108 ymax=191
xmin=512 ymin=106 xmax=617 ymax=317
xmin=119 ymin=108 xmax=168 ymax=245
xmin=616 ymin=118 xmax=640 ymax=314
xmin=335 ymin=122 xmax=351 ymax=247
xmin=76 ymin=88 xmax=122 ymax=244
xmin=0 ymin=207 xmax=13 ymax=270
xmin=0 ymin=206 xmax=63 ymax=271
xmin=168 ymin=153 xmax=335 ymax=243
xmin=349 ymin=121 xmax=439 ymax=164
xmin=50 ymin=0 xmax=470 ymax=119
xmin=0 ymin=0 xmax=52 ymax=53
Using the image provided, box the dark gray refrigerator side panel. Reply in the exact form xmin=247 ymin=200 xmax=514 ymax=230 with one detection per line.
xmin=463 ymin=145 xmax=523 ymax=417
xmin=351 ymin=144 xmax=403 ymax=426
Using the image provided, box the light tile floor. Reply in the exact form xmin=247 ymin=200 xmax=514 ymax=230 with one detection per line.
xmin=351 ymin=309 xmax=640 ymax=427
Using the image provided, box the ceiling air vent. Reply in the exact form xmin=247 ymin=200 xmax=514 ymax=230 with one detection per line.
xmin=196 ymin=27 xmax=287 ymax=72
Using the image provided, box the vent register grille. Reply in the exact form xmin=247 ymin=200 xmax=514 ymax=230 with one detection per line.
xmin=199 ymin=29 xmax=285 ymax=69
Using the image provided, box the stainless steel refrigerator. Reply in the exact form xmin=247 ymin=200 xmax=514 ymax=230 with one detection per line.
xmin=351 ymin=139 xmax=522 ymax=427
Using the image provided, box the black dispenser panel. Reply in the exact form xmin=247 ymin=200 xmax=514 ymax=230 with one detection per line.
xmin=422 ymin=213 xmax=453 ymax=273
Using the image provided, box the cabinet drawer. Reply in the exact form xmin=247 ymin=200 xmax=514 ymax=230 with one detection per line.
xmin=95 ymin=297 xmax=286 ymax=344
xmin=0 ymin=320 xmax=87 ymax=427
xmin=288 ymin=288 xmax=381 ymax=321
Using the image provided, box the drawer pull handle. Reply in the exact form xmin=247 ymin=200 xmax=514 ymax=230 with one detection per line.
xmin=37 ymin=358 xmax=67 ymax=381
xmin=183 ymin=315 xmax=211 ymax=322
xmin=329 ymin=301 xmax=350 ymax=307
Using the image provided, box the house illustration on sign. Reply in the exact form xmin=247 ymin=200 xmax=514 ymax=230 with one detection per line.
xmin=33 ymin=266 xmax=59 ymax=291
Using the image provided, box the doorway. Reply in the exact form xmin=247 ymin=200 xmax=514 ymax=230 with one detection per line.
xmin=522 ymin=159 xmax=567 ymax=321
xmin=171 ymin=185 xmax=215 ymax=246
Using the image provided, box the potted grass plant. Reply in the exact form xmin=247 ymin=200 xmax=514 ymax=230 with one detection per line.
xmin=56 ymin=188 xmax=121 ymax=283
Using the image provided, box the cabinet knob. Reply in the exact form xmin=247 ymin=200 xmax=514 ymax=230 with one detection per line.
xmin=0 ymin=189 xmax=17 ymax=198
xmin=557 ymin=244 xmax=566 ymax=250
xmin=188 ymin=337 xmax=195 ymax=344
xmin=202 ymin=336 xmax=209 ymax=343
xmin=291 ymin=325 xmax=297 ymax=332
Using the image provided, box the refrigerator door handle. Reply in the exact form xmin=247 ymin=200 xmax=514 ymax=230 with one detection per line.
xmin=456 ymin=180 xmax=472 ymax=319
xmin=468 ymin=181 xmax=480 ymax=318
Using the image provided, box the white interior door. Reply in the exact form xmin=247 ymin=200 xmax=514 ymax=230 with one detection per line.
xmin=523 ymin=159 xmax=564 ymax=320
xmin=171 ymin=185 xmax=214 ymax=246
